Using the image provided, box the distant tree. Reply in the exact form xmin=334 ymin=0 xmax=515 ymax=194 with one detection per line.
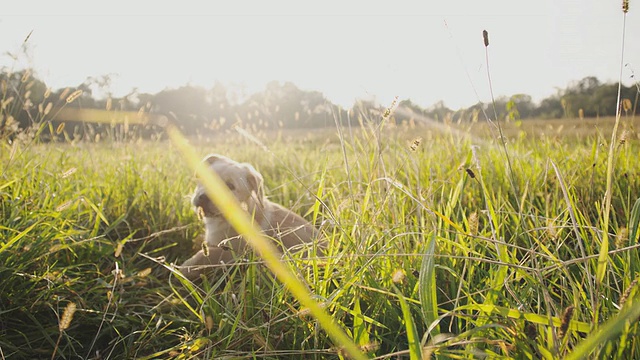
xmin=236 ymin=81 xmax=332 ymax=129
xmin=149 ymin=85 xmax=215 ymax=133
xmin=533 ymin=96 xmax=563 ymax=119
xmin=508 ymin=94 xmax=534 ymax=119
xmin=424 ymin=100 xmax=453 ymax=122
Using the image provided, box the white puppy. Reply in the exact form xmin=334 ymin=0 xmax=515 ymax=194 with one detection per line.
xmin=178 ymin=154 xmax=321 ymax=279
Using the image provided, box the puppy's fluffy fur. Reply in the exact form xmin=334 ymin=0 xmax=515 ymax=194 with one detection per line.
xmin=178 ymin=154 xmax=320 ymax=279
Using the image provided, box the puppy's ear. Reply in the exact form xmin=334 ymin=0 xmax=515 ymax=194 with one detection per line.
xmin=196 ymin=154 xmax=225 ymax=179
xmin=243 ymin=164 xmax=264 ymax=207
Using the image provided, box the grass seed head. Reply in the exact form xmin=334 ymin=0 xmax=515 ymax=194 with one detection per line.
xmin=359 ymin=342 xmax=380 ymax=353
xmin=622 ymin=98 xmax=632 ymax=112
xmin=115 ymin=242 xmax=124 ymax=257
xmin=61 ymin=167 xmax=77 ymax=178
xmin=468 ymin=212 xmax=479 ymax=235
xmin=392 ymin=269 xmax=406 ymax=284
xmin=483 ymin=30 xmax=489 ymax=47
xmin=202 ymin=241 xmax=209 ymax=256
xmin=558 ymin=306 xmax=574 ymax=339
xmin=58 ymin=88 xmax=70 ymax=101
xmin=615 ymin=227 xmax=629 ymax=249
xmin=21 ymin=70 xmax=31 ymax=83
xmin=620 ymin=277 xmax=639 ymax=307
xmin=205 ymin=315 xmax=215 ymax=331
xmin=409 ymin=137 xmax=422 ymax=152
xmin=383 ymin=96 xmax=399 ymax=119
xmin=59 ymin=302 xmax=77 ymax=331
xmin=465 ymin=168 xmax=476 ymax=179
xmin=137 ymin=268 xmax=152 ymax=278
xmin=623 ymin=0 xmax=629 ymax=13
xmin=66 ymin=90 xmax=83 ymax=104
xmin=44 ymin=102 xmax=52 ymax=115
xmin=55 ymin=200 xmax=73 ymax=212
xmin=546 ymin=219 xmax=558 ymax=240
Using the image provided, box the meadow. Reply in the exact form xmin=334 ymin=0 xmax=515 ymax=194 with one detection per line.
xmin=2 ymin=114 xmax=640 ymax=359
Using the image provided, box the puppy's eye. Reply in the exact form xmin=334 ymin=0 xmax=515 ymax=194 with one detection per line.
xmin=225 ymin=182 xmax=236 ymax=191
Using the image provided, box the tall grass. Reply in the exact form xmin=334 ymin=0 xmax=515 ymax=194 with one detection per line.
xmin=3 ymin=110 xmax=640 ymax=358
xmin=2 ymin=3 xmax=640 ymax=356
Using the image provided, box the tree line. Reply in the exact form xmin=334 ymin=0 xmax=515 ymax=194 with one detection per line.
xmin=1 ymin=69 xmax=638 ymax=141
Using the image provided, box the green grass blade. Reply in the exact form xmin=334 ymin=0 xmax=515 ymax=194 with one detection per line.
xmin=394 ymin=285 xmax=422 ymax=360
xmin=456 ymin=304 xmax=591 ymax=333
xmin=0 ymin=222 xmax=38 ymax=254
xmin=418 ymin=233 xmax=438 ymax=335
xmin=628 ymin=197 xmax=640 ymax=245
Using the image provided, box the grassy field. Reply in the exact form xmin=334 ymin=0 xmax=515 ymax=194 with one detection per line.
xmin=2 ymin=115 xmax=640 ymax=359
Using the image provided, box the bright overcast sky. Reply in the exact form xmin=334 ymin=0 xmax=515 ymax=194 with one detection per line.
xmin=1 ymin=1 xmax=638 ymax=109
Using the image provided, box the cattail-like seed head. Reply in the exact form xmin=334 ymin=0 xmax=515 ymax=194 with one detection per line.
xmin=61 ymin=167 xmax=77 ymax=178
xmin=619 ymin=130 xmax=629 ymax=145
xmin=483 ymin=30 xmax=489 ymax=47
xmin=115 ymin=242 xmax=124 ymax=257
xmin=558 ymin=306 xmax=574 ymax=339
xmin=56 ymin=122 xmax=65 ymax=134
xmin=359 ymin=342 xmax=380 ymax=353
xmin=44 ymin=102 xmax=52 ymax=115
xmin=623 ymin=0 xmax=629 ymax=13
xmin=58 ymin=88 xmax=70 ymax=101
xmin=615 ymin=226 xmax=629 ymax=248
xmin=66 ymin=90 xmax=83 ymax=103
xmin=468 ymin=212 xmax=479 ymax=235
xmin=620 ymin=277 xmax=638 ymax=307
xmin=1 ymin=97 xmax=14 ymax=110
xmin=205 ymin=315 xmax=214 ymax=331
xmin=59 ymin=302 xmax=77 ymax=331
xmin=392 ymin=269 xmax=406 ymax=284
xmin=411 ymin=137 xmax=422 ymax=152
xmin=546 ymin=219 xmax=558 ymax=240
xmin=137 ymin=268 xmax=152 ymax=278
xmin=465 ymin=168 xmax=476 ymax=179
xmin=202 ymin=241 xmax=209 ymax=257
xmin=21 ymin=70 xmax=31 ymax=83
xmin=622 ymin=98 xmax=632 ymax=112
xmin=56 ymin=200 xmax=73 ymax=212
xmin=383 ymin=96 xmax=399 ymax=119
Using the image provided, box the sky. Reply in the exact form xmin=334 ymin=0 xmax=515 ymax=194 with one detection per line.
xmin=1 ymin=1 xmax=639 ymax=110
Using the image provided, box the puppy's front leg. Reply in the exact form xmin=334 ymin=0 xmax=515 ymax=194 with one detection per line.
xmin=178 ymin=246 xmax=236 ymax=280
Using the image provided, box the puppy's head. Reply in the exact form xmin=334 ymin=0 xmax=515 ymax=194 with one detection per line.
xmin=192 ymin=154 xmax=265 ymax=218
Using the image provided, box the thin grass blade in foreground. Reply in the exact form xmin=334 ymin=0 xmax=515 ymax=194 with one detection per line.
xmin=394 ymin=285 xmax=422 ymax=360
xmin=165 ymin=124 xmax=366 ymax=360
xmin=418 ymin=233 xmax=438 ymax=336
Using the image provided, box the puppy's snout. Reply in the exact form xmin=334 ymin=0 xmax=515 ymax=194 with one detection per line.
xmin=193 ymin=193 xmax=210 ymax=207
